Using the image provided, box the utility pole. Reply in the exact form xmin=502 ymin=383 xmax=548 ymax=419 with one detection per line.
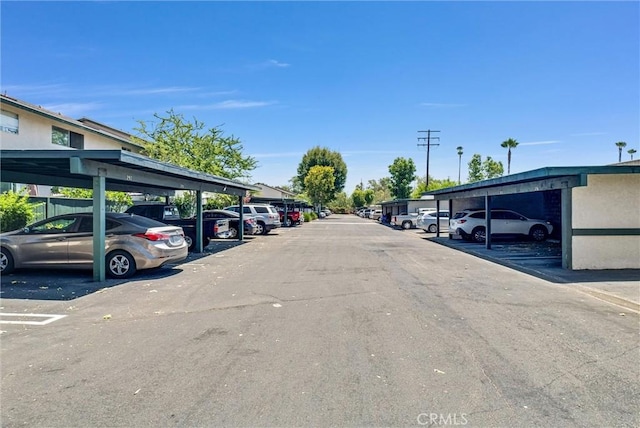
xmin=417 ymin=130 xmax=440 ymax=189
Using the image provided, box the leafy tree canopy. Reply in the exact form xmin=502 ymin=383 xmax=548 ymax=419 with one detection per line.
xmin=388 ymin=157 xmax=416 ymax=199
xmin=411 ymin=176 xmax=458 ymax=198
xmin=366 ymin=178 xmax=392 ymax=203
xmin=468 ymin=154 xmax=504 ymax=183
xmin=297 ymin=147 xmax=347 ymax=199
xmin=133 ymin=110 xmax=257 ymax=181
xmin=304 ymin=165 xmax=336 ymax=207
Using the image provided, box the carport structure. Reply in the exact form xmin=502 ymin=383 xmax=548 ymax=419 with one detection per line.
xmin=427 ymin=166 xmax=640 ymax=270
xmin=0 ymin=149 xmax=259 ymax=281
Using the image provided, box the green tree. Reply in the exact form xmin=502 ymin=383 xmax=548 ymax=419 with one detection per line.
xmin=615 ymin=141 xmax=627 ymax=162
xmin=468 ymin=154 xmax=484 ymax=182
xmin=57 ymin=187 xmax=133 ymax=212
xmin=500 ymin=138 xmax=519 ymax=174
xmin=327 ymin=192 xmax=351 ymax=213
xmin=467 ymin=154 xmax=504 ymax=182
xmin=628 ymin=148 xmax=637 ymax=160
xmin=366 ymin=178 xmax=392 ymax=203
xmin=411 ymin=176 xmax=458 ymax=198
xmin=297 ymin=147 xmax=347 ymax=200
xmin=133 ymin=110 xmax=257 ymax=180
xmin=483 ymin=156 xmax=504 ymax=179
xmin=388 ymin=157 xmax=416 ymax=199
xmin=364 ymin=189 xmax=375 ymax=205
xmin=351 ymin=189 xmax=367 ymax=208
xmin=0 ymin=191 xmax=35 ymax=232
xmin=304 ymin=165 xmax=336 ymax=209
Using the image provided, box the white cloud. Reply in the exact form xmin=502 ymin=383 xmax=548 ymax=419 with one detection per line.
xmin=41 ymin=102 xmax=103 ymax=117
xmin=266 ymin=59 xmax=290 ymax=68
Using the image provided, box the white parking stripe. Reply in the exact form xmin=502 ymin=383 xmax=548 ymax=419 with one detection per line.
xmin=0 ymin=313 xmax=67 ymax=326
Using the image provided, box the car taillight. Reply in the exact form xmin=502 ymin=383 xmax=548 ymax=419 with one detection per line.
xmin=133 ymin=231 xmax=172 ymax=241
xmin=458 ymin=219 xmax=467 ymax=224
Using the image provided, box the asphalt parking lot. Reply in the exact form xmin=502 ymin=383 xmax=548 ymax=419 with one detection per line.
xmin=390 ymin=224 xmax=639 ymax=312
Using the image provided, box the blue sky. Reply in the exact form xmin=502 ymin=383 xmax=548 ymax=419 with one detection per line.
xmin=2 ymin=1 xmax=638 ymax=193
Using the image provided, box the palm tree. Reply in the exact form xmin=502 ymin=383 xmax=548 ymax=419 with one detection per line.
xmin=629 ymin=148 xmax=637 ymax=160
xmin=615 ymin=141 xmax=627 ymax=162
xmin=500 ymin=138 xmax=519 ymax=174
xmin=456 ymin=146 xmax=464 ymax=184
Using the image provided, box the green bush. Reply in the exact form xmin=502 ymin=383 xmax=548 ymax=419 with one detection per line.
xmin=173 ymin=192 xmax=196 ymax=218
xmin=0 ymin=191 xmax=35 ymax=232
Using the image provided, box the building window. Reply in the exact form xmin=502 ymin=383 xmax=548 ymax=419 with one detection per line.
xmin=52 ymin=126 xmax=70 ymax=146
xmin=1 ymin=110 xmax=19 ymax=134
xmin=52 ymin=126 xmax=84 ymax=149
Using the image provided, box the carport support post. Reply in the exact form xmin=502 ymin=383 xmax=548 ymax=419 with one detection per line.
xmin=195 ymin=191 xmax=203 ymax=253
xmin=561 ymin=187 xmax=572 ymax=269
xmin=485 ymin=194 xmax=492 ymax=250
xmin=92 ymin=175 xmax=106 ymax=282
xmin=238 ymin=194 xmax=244 ymax=240
xmin=436 ymin=199 xmax=441 ymax=237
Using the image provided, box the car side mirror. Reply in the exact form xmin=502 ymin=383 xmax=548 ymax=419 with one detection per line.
xmin=22 ymin=227 xmax=30 ymax=233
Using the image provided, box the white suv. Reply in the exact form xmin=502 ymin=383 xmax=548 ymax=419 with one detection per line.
xmin=223 ymin=204 xmax=281 ymax=235
xmin=449 ymin=209 xmax=553 ymax=243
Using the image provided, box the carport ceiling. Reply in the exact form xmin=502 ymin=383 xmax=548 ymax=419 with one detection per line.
xmin=0 ymin=150 xmax=258 ymax=196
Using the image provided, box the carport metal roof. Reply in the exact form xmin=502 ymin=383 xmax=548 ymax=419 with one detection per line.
xmin=425 ymin=165 xmax=640 ymax=200
xmin=423 ymin=165 xmax=640 ymax=270
xmin=0 ymin=149 xmax=260 ymax=281
xmin=0 ymin=149 xmax=259 ymax=196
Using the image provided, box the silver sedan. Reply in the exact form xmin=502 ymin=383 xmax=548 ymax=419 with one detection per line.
xmin=0 ymin=212 xmax=188 ymax=279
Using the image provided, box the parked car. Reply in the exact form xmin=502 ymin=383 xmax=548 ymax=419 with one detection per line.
xmin=202 ymin=209 xmax=258 ymax=238
xmin=391 ymin=213 xmax=421 ymax=229
xmin=449 ymin=209 xmax=553 ymax=243
xmin=223 ymin=204 xmax=282 ymax=235
xmin=124 ymin=203 xmax=229 ymax=250
xmin=369 ymin=209 xmax=383 ymax=220
xmin=417 ymin=210 xmax=450 ymax=233
xmin=0 ymin=212 xmax=188 ymax=279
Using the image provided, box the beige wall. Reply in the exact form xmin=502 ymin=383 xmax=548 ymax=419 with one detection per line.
xmin=0 ymin=104 xmax=141 ymax=152
xmin=572 ymin=174 xmax=640 ymax=269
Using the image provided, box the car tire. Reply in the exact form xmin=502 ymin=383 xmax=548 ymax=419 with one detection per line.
xmin=428 ymin=224 xmax=437 ymax=233
xmin=402 ymin=221 xmax=412 ymax=230
xmin=106 ymin=250 xmax=137 ymax=279
xmin=472 ymin=227 xmax=486 ymax=243
xmin=284 ymin=218 xmax=292 ymax=227
xmin=1 ymin=248 xmax=15 ymax=275
xmin=228 ymin=226 xmax=238 ymax=239
xmin=530 ymin=226 xmax=548 ymax=242
xmin=255 ymin=222 xmax=265 ymax=235
xmin=184 ymin=234 xmax=196 ymax=251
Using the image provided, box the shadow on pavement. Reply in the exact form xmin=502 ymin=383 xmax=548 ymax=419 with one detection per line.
xmin=0 ymin=238 xmax=251 ymax=301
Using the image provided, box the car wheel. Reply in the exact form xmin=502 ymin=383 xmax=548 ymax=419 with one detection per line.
xmin=284 ymin=218 xmax=292 ymax=227
xmin=428 ymin=224 xmax=437 ymax=233
xmin=0 ymin=248 xmax=15 ymax=274
xmin=255 ymin=222 xmax=265 ymax=235
xmin=106 ymin=250 xmax=137 ymax=279
xmin=472 ymin=227 xmax=486 ymax=243
xmin=184 ymin=234 xmax=195 ymax=251
xmin=530 ymin=226 xmax=548 ymax=242
xmin=228 ymin=226 xmax=238 ymax=239
xmin=402 ymin=221 xmax=412 ymax=229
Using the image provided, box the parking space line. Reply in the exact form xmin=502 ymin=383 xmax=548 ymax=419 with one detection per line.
xmin=0 ymin=313 xmax=67 ymax=326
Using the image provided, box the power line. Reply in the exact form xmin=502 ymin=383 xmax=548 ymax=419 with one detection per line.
xmin=417 ymin=130 xmax=440 ymax=188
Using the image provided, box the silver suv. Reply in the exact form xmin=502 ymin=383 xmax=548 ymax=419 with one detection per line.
xmin=223 ymin=204 xmax=281 ymax=235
